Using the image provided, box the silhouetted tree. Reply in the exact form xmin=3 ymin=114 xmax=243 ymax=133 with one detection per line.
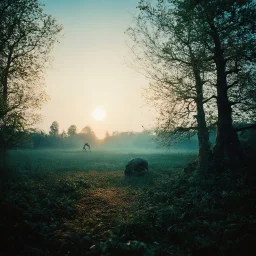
xmin=105 ymin=131 xmax=110 ymax=139
xmin=80 ymin=125 xmax=97 ymax=143
xmin=0 ymin=0 xmax=62 ymax=150
xmin=67 ymin=125 xmax=77 ymax=136
xmin=178 ymin=0 xmax=256 ymax=164
xmin=81 ymin=126 xmax=93 ymax=134
xmin=31 ymin=130 xmax=50 ymax=149
xmin=60 ymin=130 xmax=67 ymax=139
xmin=0 ymin=0 xmax=62 ymax=197
xmin=128 ymin=0 xmax=215 ymax=172
xmin=132 ymin=0 xmax=256 ymax=168
xmin=49 ymin=121 xmax=59 ymax=136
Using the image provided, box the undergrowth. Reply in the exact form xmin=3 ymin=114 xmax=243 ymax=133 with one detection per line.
xmin=0 ymin=151 xmax=255 ymax=255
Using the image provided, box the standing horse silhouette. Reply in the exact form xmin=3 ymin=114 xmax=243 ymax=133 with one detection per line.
xmin=83 ymin=142 xmax=91 ymax=152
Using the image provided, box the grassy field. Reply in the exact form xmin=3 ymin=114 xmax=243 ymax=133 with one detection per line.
xmin=2 ymin=149 xmax=195 ymax=255
xmin=6 ymin=149 xmax=196 ymax=173
xmin=1 ymin=149 xmax=255 ymax=255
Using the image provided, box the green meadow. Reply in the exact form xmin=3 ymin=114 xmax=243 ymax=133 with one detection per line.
xmin=6 ymin=149 xmax=196 ymax=174
xmin=1 ymin=150 xmax=255 ymax=255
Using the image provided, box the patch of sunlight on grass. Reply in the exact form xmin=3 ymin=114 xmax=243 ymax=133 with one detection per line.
xmin=65 ymin=187 xmax=137 ymax=240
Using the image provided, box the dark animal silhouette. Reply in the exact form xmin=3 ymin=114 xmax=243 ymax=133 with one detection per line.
xmin=83 ymin=142 xmax=91 ymax=152
xmin=124 ymin=158 xmax=148 ymax=176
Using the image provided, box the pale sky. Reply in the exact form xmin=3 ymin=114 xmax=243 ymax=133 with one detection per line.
xmin=39 ymin=0 xmax=154 ymax=139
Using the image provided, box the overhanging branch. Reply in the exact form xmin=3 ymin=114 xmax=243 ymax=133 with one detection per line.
xmin=203 ymin=95 xmax=217 ymax=104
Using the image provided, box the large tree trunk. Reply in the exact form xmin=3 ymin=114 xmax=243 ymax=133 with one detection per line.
xmin=213 ymin=67 xmax=243 ymax=163
xmin=196 ymin=100 xmax=210 ymax=173
xmin=193 ymin=66 xmax=211 ymax=173
xmin=209 ymin=22 xmax=243 ymax=164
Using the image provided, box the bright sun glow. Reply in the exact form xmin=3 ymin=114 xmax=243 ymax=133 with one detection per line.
xmin=92 ymin=107 xmax=106 ymax=121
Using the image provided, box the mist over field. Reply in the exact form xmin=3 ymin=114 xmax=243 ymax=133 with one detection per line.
xmin=7 ymin=148 xmax=197 ymax=174
xmin=1 ymin=0 xmax=256 ymax=255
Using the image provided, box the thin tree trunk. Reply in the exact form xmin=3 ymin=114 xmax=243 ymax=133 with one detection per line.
xmin=0 ymin=47 xmax=12 ymax=199
xmin=197 ymin=100 xmax=210 ymax=173
xmin=2 ymin=46 xmax=13 ymax=101
xmin=193 ymin=66 xmax=211 ymax=173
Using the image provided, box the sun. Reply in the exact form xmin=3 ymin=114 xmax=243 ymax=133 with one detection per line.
xmin=92 ymin=107 xmax=106 ymax=121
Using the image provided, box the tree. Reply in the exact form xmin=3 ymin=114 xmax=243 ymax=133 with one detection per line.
xmin=49 ymin=121 xmax=59 ymax=136
xmin=0 ymin=0 xmax=62 ymax=198
xmin=105 ymin=131 xmax=110 ymax=139
xmin=60 ymin=130 xmax=67 ymax=139
xmin=81 ymin=126 xmax=93 ymax=134
xmin=128 ymin=0 xmax=216 ymax=172
xmin=132 ymin=0 xmax=256 ymax=168
xmin=31 ymin=129 xmax=50 ymax=149
xmin=0 ymin=0 xmax=62 ymax=150
xmin=177 ymin=0 xmax=256 ymax=164
xmin=67 ymin=125 xmax=77 ymax=136
xmin=80 ymin=125 xmax=98 ymax=145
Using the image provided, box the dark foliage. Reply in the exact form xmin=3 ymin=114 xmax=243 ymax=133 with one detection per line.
xmin=1 ymin=147 xmax=255 ymax=255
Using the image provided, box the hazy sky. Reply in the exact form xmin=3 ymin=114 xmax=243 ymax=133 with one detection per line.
xmin=39 ymin=0 xmax=154 ymax=138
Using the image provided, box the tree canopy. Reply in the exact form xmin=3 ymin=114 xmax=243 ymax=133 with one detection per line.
xmin=49 ymin=121 xmax=59 ymax=136
xmin=0 ymin=0 xmax=62 ymax=150
xmin=129 ymin=0 xmax=256 ymax=170
xmin=67 ymin=125 xmax=77 ymax=136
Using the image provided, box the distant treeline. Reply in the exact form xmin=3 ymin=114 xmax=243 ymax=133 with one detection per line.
xmin=5 ymin=120 xmax=256 ymax=151
xmin=15 ymin=121 xmax=217 ymax=151
xmin=21 ymin=129 xmax=199 ymax=151
xmin=14 ymin=121 xmax=200 ymax=150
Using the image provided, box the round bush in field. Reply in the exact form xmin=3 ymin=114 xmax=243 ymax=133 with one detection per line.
xmin=124 ymin=158 xmax=148 ymax=176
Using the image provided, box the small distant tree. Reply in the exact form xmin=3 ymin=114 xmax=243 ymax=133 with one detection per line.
xmin=49 ymin=121 xmax=59 ymax=136
xmin=31 ymin=130 xmax=49 ymax=149
xmin=105 ymin=131 xmax=110 ymax=139
xmin=80 ymin=125 xmax=97 ymax=143
xmin=60 ymin=130 xmax=67 ymax=139
xmin=67 ymin=125 xmax=77 ymax=136
xmin=81 ymin=126 xmax=92 ymax=134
